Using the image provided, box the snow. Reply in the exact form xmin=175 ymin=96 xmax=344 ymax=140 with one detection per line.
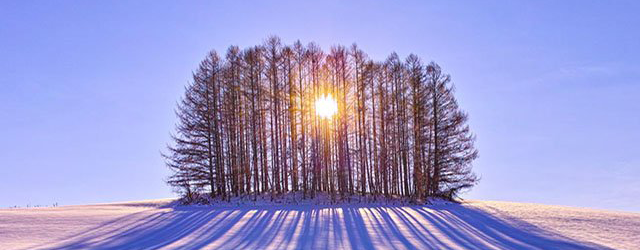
xmin=0 ymin=198 xmax=638 ymax=250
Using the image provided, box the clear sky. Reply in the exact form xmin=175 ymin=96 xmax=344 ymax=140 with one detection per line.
xmin=1 ymin=1 xmax=639 ymax=211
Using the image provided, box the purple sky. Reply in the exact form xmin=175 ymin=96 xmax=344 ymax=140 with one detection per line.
xmin=1 ymin=1 xmax=639 ymax=211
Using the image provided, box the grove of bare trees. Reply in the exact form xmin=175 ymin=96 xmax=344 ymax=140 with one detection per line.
xmin=164 ymin=36 xmax=478 ymax=202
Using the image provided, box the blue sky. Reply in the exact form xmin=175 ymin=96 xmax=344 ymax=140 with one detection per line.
xmin=1 ymin=1 xmax=639 ymax=211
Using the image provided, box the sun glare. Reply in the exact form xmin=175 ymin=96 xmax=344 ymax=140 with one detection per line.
xmin=315 ymin=94 xmax=338 ymax=119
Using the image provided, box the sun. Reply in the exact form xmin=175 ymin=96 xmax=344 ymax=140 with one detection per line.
xmin=315 ymin=94 xmax=338 ymax=119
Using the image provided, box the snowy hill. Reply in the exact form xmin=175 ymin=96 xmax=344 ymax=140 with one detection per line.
xmin=1 ymin=199 xmax=638 ymax=250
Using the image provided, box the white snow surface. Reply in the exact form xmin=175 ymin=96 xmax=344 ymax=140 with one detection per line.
xmin=1 ymin=198 xmax=638 ymax=250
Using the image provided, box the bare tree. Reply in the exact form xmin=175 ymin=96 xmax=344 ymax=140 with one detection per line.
xmin=426 ymin=62 xmax=479 ymax=199
xmin=165 ymin=37 xmax=479 ymax=203
xmin=165 ymin=51 xmax=224 ymax=198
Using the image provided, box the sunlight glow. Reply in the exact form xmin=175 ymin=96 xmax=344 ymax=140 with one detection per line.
xmin=315 ymin=94 xmax=338 ymax=119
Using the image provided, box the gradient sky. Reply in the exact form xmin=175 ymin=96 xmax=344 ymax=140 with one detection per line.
xmin=1 ymin=1 xmax=639 ymax=211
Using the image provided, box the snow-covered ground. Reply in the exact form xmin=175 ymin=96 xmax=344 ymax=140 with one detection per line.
xmin=1 ymin=199 xmax=638 ymax=250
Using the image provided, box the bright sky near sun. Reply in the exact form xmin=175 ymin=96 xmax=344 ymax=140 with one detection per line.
xmin=1 ymin=1 xmax=639 ymax=211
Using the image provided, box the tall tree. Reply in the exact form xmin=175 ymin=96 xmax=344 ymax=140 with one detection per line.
xmin=294 ymin=41 xmax=309 ymax=197
xmin=264 ymin=36 xmax=283 ymax=194
xmin=165 ymin=51 xmax=224 ymax=198
xmin=426 ymin=62 xmax=479 ymax=199
xmin=243 ymin=46 xmax=264 ymax=196
xmin=406 ymin=54 xmax=428 ymax=199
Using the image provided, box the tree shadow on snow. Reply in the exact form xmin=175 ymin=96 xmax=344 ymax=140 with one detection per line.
xmin=35 ymin=203 xmax=612 ymax=250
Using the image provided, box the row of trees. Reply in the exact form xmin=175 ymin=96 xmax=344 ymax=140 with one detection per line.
xmin=164 ymin=36 xmax=478 ymax=202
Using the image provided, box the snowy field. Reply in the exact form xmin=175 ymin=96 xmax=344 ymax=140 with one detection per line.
xmin=1 ymin=199 xmax=638 ymax=250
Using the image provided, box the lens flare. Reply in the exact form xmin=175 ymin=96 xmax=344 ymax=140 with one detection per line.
xmin=315 ymin=94 xmax=338 ymax=119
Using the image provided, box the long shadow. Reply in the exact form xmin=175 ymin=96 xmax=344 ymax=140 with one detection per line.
xmin=43 ymin=208 xmax=233 ymax=250
xmin=387 ymin=207 xmax=447 ymax=248
xmin=343 ymin=207 xmax=376 ymax=250
xmin=410 ymin=204 xmax=612 ymax=250
xmin=35 ymin=203 xmax=613 ymax=250
xmin=373 ymin=207 xmax=417 ymax=249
